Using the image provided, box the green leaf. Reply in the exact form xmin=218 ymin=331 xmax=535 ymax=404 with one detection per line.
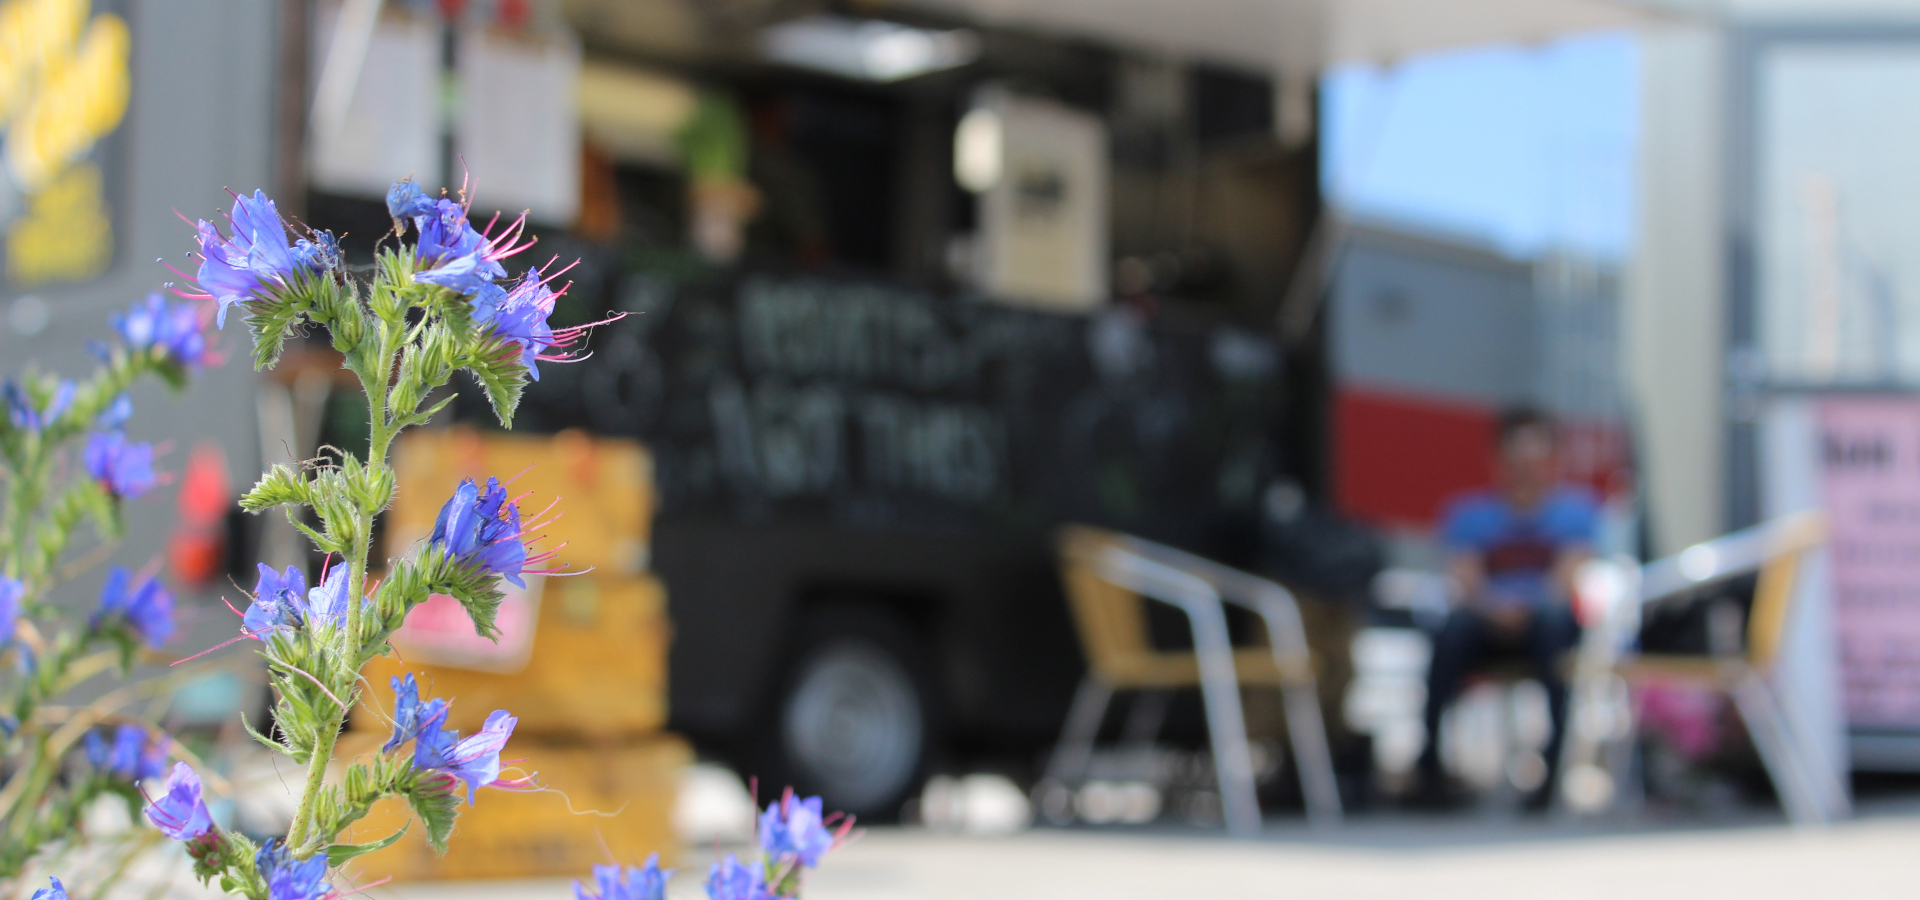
xmin=326 ymin=825 xmax=408 ymax=865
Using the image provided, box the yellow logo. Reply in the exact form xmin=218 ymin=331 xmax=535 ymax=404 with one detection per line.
xmin=0 ymin=0 xmax=131 ymax=286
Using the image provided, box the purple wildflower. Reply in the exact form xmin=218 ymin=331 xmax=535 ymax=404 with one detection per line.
xmin=0 ymin=576 xmax=20 ymax=644
xmin=145 ymin=761 xmax=213 ymax=841
xmin=91 ymin=567 xmax=174 ymax=649
xmin=86 ymin=723 xmax=169 ymax=782
xmin=96 ymin=394 xmax=133 ymax=431
xmin=483 ymin=267 xmax=620 ymax=381
xmin=303 ymin=562 xmax=364 ymax=630
xmin=5 ymin=379 xmax=76 ymax=432
xmin=484 ymin=269 xmax=557 ymax=378
xmin=29 ymin=877 xmax=66 ymax=900
xmin=577 ymin=855 xmax=672 ymax=900
xmin=416 ymin=708 xmax=519 ymax=804
xmin=116 ymin=292 xmax=210 ymax=367
xmin=290 ymin=231 xmax=340 ymax=275
xmin=704 ymin=855 xmax=774 ymax=900
xmin=431 ymin=477 xmax=553 ymax=588
xmin=758 ymin=790 xmax=842 ymax=869
xmin=411 ymin=197 xmax=515 ymax=296
xmin=384 ymin=673 xmax=449 ymax=753
xmin=256 ymin=838 xmax=331 ymax=900
xmin=243 ymin=563 xmax=308 ymax=637
xmin=189 ymin=190 xmax=335 ymax=326
xmin=84 ymin=430 xmax=158 ymax=499
xmin=386 ymin=179 xmax=438 ymax=220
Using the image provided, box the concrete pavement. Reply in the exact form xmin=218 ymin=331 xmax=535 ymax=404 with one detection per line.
xmin=366 ymin=807 xmax=1920 ymax=900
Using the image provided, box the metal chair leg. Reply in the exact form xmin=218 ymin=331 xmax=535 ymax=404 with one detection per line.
xmin=1186 ymin=599 xmax=1263 ymax=837
xmin=1280 ymin=683 xmax=1343 ymax=827
xmin=1770 ymin=672 xmax=1853 ymax=822
xmin=1727 ymin=668 xmax=1826 ymax=825
xmin=1122 ymin=690 xmax=1172 ymax=747
xmin=1045 ymin=677 xmax=1114 ymax=788
xmin=1247 ymin=586 xmax=1343 ymax=826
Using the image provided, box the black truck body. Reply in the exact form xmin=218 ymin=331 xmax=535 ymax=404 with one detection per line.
xmin=489 ymin=270 xmax=1287 ymax=814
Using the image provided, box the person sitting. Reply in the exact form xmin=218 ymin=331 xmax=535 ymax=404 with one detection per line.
xmin=1416 ymin=406 xmax=1596 ymax=810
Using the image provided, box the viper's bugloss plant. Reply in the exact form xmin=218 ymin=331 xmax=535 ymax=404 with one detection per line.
xmin=0 ymin=290 xmax=211 ymax=877
xmin=115 ymin=177 xmax=621 ymax=898
xmin=21 ymin=176 xmax=847 ymax=897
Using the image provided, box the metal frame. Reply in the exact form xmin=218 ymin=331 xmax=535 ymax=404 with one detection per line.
xmin=1045 ymin=533 xmax=1343 ymax=835
xmin=1565 ymin=514 xmax=1850 ymax=824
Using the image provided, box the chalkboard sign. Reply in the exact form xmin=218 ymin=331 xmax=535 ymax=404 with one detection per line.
xmin=479 ymin=272 xmax=1285 ymax=552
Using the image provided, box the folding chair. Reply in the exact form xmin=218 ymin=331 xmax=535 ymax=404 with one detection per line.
xmin=1045 ymin=525 xmax=1343 ymax=835
xmin=1602 ymin=511 xmax=1849 ymax=824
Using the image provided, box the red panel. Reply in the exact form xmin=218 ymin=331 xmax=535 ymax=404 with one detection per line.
xmin=1334 ymin=387 xmax=1495 ymax=528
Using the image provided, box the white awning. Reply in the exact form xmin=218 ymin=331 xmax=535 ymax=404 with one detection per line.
xmin=896 ymin=0 xmax=1671 ymax=72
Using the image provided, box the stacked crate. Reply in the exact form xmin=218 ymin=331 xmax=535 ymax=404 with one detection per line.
xmin=338 ymin=426 xmax=685 ymax=881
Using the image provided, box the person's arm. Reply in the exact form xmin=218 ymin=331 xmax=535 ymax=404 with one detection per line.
xmin=1441 ymin=498 xmax=1486 ymax=610
xmin=1450 ymin=551 xmax=1487 ymax=610
xmin=1550 ymin=544 xmax=1592 ymax=606
xmin=1547 ymin=490 xmax=1602 ymax=607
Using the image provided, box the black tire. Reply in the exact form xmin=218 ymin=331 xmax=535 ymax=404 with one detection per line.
xmin=753 ymin=604 xmax=937 ymax=821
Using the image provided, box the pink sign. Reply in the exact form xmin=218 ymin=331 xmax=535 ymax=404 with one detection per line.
xmin=390 ymin=576 xmax=542 ymax=673
xmin=1820 ymin=398 xmax=1920 ymax=729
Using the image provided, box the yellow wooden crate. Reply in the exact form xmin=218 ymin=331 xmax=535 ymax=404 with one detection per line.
xmin=389 ymin=426 xmax=654 ymax=576
xmin=355 ymin=574 xmax=669 ymax=739
xmin=333 ymin=733 xmax=689 ymax=883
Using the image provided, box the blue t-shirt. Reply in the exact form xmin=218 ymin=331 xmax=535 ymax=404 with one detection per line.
xmin=1441 ymin=485 xmax=1599 ymax=609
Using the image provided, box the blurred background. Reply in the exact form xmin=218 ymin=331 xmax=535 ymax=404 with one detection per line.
xmin=8 ymin=0 xmax=1920 ymax=896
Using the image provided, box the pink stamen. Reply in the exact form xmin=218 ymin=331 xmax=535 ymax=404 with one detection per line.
xmin=170 ymin=633 xmax=250 ymax=665
xmin=326 ymin=875 xmax=395 ymax=900
xmin=285 ymin=664 xmax=349 ymax=711
xmin=520 ymin=495 xmax=563 ymax=524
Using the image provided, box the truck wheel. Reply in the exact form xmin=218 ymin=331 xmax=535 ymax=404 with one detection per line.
xmin=768 ymin=607 xmax=934 ymax=820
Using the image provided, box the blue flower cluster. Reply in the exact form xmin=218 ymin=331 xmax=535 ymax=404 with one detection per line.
xmin=0 ymin=576 xmax=21 ymax=645
xmin=84 ymin=722 xmax=168 ymax=782
xmin=28 ymin=877 xmax=66 ymax=900
xmin=387 ymin=180 xmax=510 ymax=298
xmin=255 ymin=838 xmax=331 ymax=900
xmin=758 ymin=791 xmax=839 ymax=870
xmin=194 ymin=190 xmax=337 ymax=326
xmin=83 ymin=429 xmax=156 ymax=499
xmin=4 ymin=379 xmax=73 ymax=433
xmin=243 ymin=562 xmax=361 ymax=639
xmin=145 ymin=760 xmax=213 ymax=842
xmin=387 ymin=674 xmax=521 ymax=804
xmin=385 ymin=179 xmax=601 ymax=380
xmin=480 ymin=269 xmax=560 ymax=378
xmin=431 ymin=477 xmax=532 ymax=587
xmin=706 ymin=856 xmax=775 ymax=900
xmin=576 ymin=855 xmax=672 ymax=900
xmin=90 ymin=567 xmax=174 ymax=649
xmin=571 ymin=792 xmax=847 ymax=900
xmin=115 ymin=292 xmax=211 ymax=368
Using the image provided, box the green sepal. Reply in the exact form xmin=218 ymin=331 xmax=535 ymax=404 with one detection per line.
xmin=240 ymin=464 xmax=313 ymax=513
xmin=243 ymin=275 xmax=332 ymax=371
xmin=239 ymin=711 xmax=292 ymax=756
xmin=459 ymin=334 xmax=530 ymax=428
xmin=401 ymin=771 xmax=462 ymax=854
